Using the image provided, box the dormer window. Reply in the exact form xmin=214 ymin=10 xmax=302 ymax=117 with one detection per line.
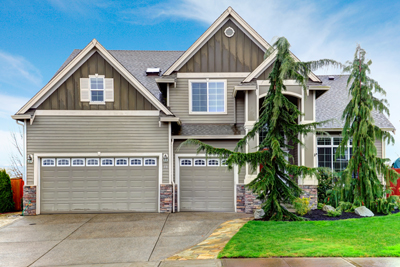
xmin=189 ymin=80 xmax=227 ymax=114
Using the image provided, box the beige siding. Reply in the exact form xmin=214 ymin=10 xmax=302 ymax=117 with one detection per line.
xmin=26 ymin=116 xmax=169 ymax=185
xmin=170 ymin=78 xmax=242 ymax=123
xmin=375 ymin=138 xmax=382 ymax=158
xmin=304 ymin=133 xmax=315 ymax=168
xmin=179 ymin=19 xmax=265 ymax=73
xmin=38 ymin=52 xmax=156 ymax=111
xmin=173 ymin=139 xmax=245 ymax=183
xmin=304 ymin=91 xmax=314 ymax=121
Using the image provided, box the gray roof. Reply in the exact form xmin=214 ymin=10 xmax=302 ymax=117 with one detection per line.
xmin=56 ymin=49 xmax=184 ymax=100
xmin=316 ymin=75 xmax=394 ymax=130
xmin=173 ymin=124 xmax=245 ymax=136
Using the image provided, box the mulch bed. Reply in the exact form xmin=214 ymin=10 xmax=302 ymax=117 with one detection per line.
xmin=302 ymin=208 xmax=400 ymax=221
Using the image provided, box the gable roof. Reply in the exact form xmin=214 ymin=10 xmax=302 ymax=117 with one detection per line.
xmin=16 ymin=39 xmax=178 ymax=115
xmin=163 ymin=7 xmax=272 ymax=76
xmin=243 ymin=49 xmax=322 ymax=83
xmin=316 ymin=75 xmax=395 ymax=131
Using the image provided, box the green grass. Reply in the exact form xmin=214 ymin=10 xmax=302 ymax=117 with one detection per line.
xmin=219 ymin=213 xmax=400 ymax=258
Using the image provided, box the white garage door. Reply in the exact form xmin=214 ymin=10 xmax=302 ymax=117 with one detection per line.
xmin=179 ymin=158 xmax=235 ymax=212
xmin=40 ymin=157 xmax=158 ymax=213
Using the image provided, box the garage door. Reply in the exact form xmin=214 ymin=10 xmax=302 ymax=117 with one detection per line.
xmin=179 ymin=158 xmax=235 ymax=212
xmin=40 ymin=157 xmax=158 ymax=213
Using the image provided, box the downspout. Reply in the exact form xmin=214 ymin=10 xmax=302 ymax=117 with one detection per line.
xmin=171 ymin=138 xmax=175 ymax=213
xmin=16 ymin=119 xmax=26 ymax=184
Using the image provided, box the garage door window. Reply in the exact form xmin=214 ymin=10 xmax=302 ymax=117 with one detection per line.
xmin=101 ymin=158 xmax=114 ymax=166
xmin=144 ymin=158 xmax=157 ymax=166
xmin=116 ymin=158 xmax=128 ymax=166
xmin=194 ymin=159 xmax=206 ymax=166
xmin=72 ymin=158 xmax=85 ymax=166
xmin=57 ymin=158 xmax=70 ymax=166
xmin=42 ymin=158 xmax=55 ymax=167
xmin=180 ymin=159 xmax=192 ymax=166
xmin=221 ymin=159 xmax=227 ymax=166
xmin=130 ymin=158 xmax=142 ymax=166
xmin=86 ymin=158 xmax=99 ymax=166
xmin=208 ymin=159 xmax=220 ymax=166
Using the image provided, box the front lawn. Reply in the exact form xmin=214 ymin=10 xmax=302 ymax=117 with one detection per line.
xmin=219 ymin=213 xmax=400 ymax=258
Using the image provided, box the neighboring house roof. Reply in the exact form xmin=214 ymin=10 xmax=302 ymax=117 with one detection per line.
xmin=56 ymin=49 xmax=184 ymax=100
xmin=316 ymin=75 xmax=395 ymax=131
xmin=173 ymin=124 xmax=245 ymax=136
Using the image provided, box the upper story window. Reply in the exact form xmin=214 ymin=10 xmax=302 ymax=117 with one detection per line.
xmin=80 ymin=75 xmax=114 ymax=104
xmin=189 ymin=80 xmax=227 ymax=114
xmin=317 ymin=136 xmax=353 ymax=172
xmin=90 ymin=77 xmax=105 ymax=103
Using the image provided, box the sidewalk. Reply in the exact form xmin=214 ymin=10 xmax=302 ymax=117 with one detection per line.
xmin=159 ymin=258 xmax=400 ymax=266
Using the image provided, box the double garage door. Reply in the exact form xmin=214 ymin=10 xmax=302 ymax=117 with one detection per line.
xmin=40 ymin=157 xmax=158 ymax=213
xmin=179 ymin=158 xmax=235 ymax=212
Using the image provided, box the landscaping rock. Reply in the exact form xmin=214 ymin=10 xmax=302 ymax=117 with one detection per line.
xmin=322 ymin=205 xmax=335 ymax=212
xmin=355 ymin=206 xmax=374 ymax=217
xmin=254 ymin=209 xmax=265 ymax=219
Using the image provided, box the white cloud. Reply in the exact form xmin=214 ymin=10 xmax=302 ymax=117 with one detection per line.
xmin=0 ymin=51 xmax=42 ymax=89
xmin=0 ymin=94 xmax=29 ymax=119
xmin=142 ymin=0 xmax=400 ymax=161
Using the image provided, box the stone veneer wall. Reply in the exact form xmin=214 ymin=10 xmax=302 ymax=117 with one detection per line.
xmin=299 ymin=185 xmax=318 ymax=209
xmin=23 ymin=186 xmax=36 ymax=216
xmin=160 ymin=184 xmax=177 ymax=213
xmin=236 ymin=185 xmax=262 ymax=214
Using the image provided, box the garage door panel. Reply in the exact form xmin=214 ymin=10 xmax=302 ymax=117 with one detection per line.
xmin=40 ymin=159 xmax=158 ymax=213
xmin=180 ymin=164 xmax=234 ymax=212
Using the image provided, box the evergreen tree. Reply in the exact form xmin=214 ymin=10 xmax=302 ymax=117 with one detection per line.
xmin=0 ymin=169 xmax=15 ymax=213
xmin=183 ymin=37 xmax=341 ymax=220
xmin=336 ymin=45 xmax=398 ymax=208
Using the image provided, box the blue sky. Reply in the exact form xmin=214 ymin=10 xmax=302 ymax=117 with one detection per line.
xmin=1 ymin=0 xmax=400 ymax=169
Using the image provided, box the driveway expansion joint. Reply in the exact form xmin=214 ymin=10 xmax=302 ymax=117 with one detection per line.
xmin=27 ymin=214 xmax=98 ymax=267
xmin=342 ymin=257 xmax=361 ymax=267
xmin=148 ymin=213 xmax=170 ymax=261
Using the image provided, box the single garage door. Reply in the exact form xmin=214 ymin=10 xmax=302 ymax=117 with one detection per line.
xmin=179 ymin=158 xmax=235 ymax=212
xmin=40 ymin=157 xmax=158 ymax=213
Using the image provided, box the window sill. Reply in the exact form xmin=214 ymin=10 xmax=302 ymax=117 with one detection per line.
xmin=89 ymin=102 xmax=106 ymax=105
xmin=189 ymin=111 xmax=228 ymax=115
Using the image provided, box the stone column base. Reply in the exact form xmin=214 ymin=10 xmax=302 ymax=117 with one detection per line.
xmin=160 ymin=184 xmax=177 ymax=213
xmin=236 ymin=185 xmax=261 ymax=214
xmin=23 ymin=186 xmax=36 ymax=216
xmin=299 ymin=185 xmax=318 ymax=209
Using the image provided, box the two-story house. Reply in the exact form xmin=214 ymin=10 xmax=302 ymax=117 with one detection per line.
xmin=13 ymin=7 xmax=394 ymax=215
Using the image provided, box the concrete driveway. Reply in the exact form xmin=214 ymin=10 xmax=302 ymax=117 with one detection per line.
xmin=0 ymin=212 xmax=248 ymax=267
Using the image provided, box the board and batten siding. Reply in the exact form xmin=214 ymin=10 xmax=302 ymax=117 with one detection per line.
xmin=179 ymin=19 xmax=265 ymax=73
xmin=37 ymin=52 xmax=156 ymax=111
xmin=26 ymin=116 xmax=169 ymax=185
xmin=170 ymin=77 xmax=244 ymax=123
xmin=173 ymin=139 xmax=245 ymax=184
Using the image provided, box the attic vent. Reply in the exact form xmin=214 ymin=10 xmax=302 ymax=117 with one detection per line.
xmin=224 ymin=27 xmax=235 ymax=38
xmin=146 ymin=68 xmax=161 ymax=76
xmin=328 ymin=76 xmax=335 ymax=80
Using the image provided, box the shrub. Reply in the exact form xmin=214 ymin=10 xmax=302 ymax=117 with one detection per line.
xmin=293 ymin=197 xmax=311 ymax=216
xmin=317 ymin=203 xmax=325 ymax=210
xmin=327 ymin=210 xmax=342 ymax=217
xmin=371 ymin=197 xmax=396 ymax=215
xmin=316 ymin=168 xmax=339 ymax=204
xmin=0 ymin=169 xmax=14 ymax=213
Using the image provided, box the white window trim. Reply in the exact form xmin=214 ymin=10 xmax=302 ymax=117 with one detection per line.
xmin=42 ymin=158 xmax=55 ymax=167
xmin=101 ymin=158 xmax=114 ymax=166
xmin=89 ymin=74 xmax=105 ymax=105
xmin=86 ymin=158 xmax=100 ymax=166
xmin=144 ymin=158 xmax=157 ymax=166
xmin=180 ymin=159 xmax=193 ymax=166
xmin=71 ymin=158 xmax=85 ymax=167
xmin=317 ymin=136 xmax=352 ymax=171
xmin=193 ymin=159 xmax=206 ymax=167
xmin=129 ymin=158 xmax=143 ymax=166
xmin=207 ymin=159 xmax=220 ymax=166
xmin=188 ymin=79 xmax=227 ymax=115
xmin=57 ymin=158 xmax=70 ymax=166
xmin=115 ymin=158 xmax=128 ymax=166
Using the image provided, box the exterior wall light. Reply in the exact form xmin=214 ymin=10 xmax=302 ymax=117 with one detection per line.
xmin=163 ymin=154 xmax=169 ymax=163
xmin=27 ymin=154 xmax=33 ymax=164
